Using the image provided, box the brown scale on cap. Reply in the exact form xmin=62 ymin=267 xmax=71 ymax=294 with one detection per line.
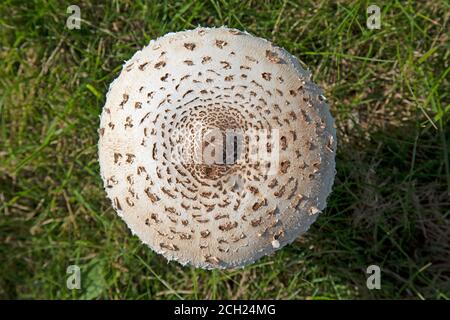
xmin=98 ymin=27 xmax=337 ymax=269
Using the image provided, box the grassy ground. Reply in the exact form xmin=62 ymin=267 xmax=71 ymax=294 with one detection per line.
xmin=0 ymin=0 xmax=449 ymax=299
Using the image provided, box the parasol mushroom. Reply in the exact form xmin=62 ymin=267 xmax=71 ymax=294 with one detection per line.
xmin=98 ymin=27 xmax=337 ymax=269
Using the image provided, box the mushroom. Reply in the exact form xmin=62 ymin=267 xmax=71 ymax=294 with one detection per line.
xmin=98 ymin=27 xmax=337 ymax=269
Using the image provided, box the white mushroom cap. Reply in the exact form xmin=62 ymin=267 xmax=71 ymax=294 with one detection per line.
xmin=98 ymin=27 xmax=337 ymax=269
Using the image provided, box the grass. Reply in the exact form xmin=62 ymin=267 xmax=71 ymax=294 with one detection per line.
xmin=0 ymin=0 xmax=449 ymax=299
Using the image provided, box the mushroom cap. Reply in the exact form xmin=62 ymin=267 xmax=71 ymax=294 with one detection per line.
xmin=98 ymin=27 xmax=337 ymax=269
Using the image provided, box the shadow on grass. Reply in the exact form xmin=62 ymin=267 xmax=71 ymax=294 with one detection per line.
xmin=306 ymin=121 xmax=450 ymax=299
